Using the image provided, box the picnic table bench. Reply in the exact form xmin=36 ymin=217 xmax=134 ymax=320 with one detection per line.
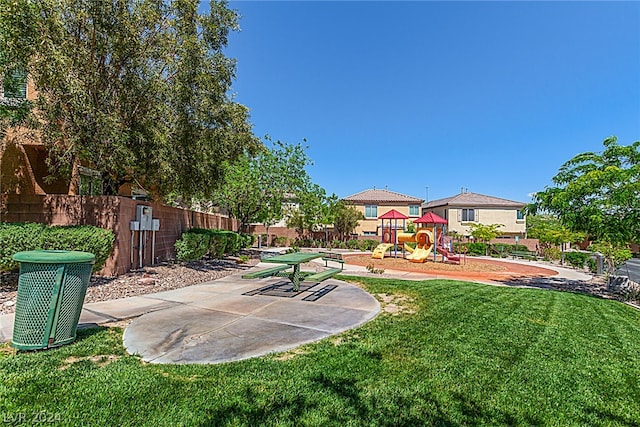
xmin=241 ymin=264 xmax=290 ymax=279
xmin=304 ymin=268 xmax=341 ymax=283
xmin=511 ymin=250 xmax=538 ymax=260
xmin=242 ymin=252 xmax=342 ymax=290
xmin=319 ymin=251 xmax=344 ymax=270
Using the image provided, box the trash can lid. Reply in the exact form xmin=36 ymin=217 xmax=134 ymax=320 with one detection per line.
xmin=13 ymin=250 xmax=96 ymax=264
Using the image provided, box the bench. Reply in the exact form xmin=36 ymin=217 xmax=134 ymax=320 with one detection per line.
xmin=241 ymin=265 xmax=290 ymax=279
xmin=511 ymin=250 xmax=537 ymax=260
xmin=319 ymin=251 xmax=344 ymax=270
xmin=304 ymin=268 xmax=341 ymax=284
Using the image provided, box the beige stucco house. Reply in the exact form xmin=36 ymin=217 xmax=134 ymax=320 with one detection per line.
xmin=421 ymin=191 xmax=526 ymax=237
xmin=343 ymin=188 xmax=424 ymax=237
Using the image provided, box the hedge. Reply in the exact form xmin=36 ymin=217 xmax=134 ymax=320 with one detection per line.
xmin=174 ymin=228 xmax=252 ymax=262
xmin=564 ymin=251 xmax=591 ymax=269
xmin=0 ymin=222 xmax=114 ymax=272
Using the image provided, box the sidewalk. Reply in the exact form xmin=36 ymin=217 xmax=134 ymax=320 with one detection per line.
xmin=0 ymin=256 xmax=592 ymax=364
xmin=1 ymin=266 xmax=381 ymax=364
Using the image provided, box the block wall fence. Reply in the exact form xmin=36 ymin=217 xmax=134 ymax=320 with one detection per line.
xmin=1 ymin=195 xmax=238 ymax=276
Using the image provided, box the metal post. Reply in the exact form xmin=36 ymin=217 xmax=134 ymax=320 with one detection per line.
xmin=139 ymin=230 xmax=143 ymax=269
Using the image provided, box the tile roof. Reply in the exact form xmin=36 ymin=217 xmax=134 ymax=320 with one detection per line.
xmin=422 ymin=192 xmax=525 ymax=209
xmin=343 ymin=188 xmax=423 ymax=204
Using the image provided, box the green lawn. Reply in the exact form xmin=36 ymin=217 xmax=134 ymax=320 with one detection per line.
xmin=1 ymin=277 xmax=640 ymax=426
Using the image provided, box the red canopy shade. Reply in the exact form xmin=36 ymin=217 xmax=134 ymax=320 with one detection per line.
xmin=378 ymin=209 xmax=409 ymax=220
xmin=414 ymin=212 xmax=448 ymax=224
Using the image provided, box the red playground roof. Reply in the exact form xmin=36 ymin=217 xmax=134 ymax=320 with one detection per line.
xmin=414 ymin=212 xmax=448 ymax=224
xmin=378 ymin=209 xmax=409 ymax=220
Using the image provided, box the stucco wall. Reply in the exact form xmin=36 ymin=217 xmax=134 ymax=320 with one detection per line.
xmin=443 ymin=207 xmax=526 ymax=236
xmin=353 ymin=204 xmax=421 ymax=236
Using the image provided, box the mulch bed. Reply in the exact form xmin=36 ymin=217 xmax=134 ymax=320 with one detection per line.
xmin=344 ymin=254 xmax=557 ymax=281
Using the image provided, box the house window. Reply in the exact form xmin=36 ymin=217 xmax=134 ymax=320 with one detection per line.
xmin=517 ymin=210 xmax=525 ymax=220
xmin=1 ymin=69 xmax=27 ymax=99
xmin=363 ymin=231 xmax=377 ymax=236
xmin=461 ymin=208 xmax=475 ymax=222
xmin=78 ymin=166 xmax=103 ymax=196
xmin=365 ymin=205 xmax=377 ymax=218
xmin=409 ymin=205 xmax=420 ymax=216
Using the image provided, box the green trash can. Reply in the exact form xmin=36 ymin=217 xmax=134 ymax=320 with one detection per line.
xmin=11 ymin=250 xmax=95 ymax=350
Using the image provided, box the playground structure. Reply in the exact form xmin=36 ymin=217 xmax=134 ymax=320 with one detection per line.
xmin=371 ymin=210 xmax=463 ymax=264
xmin=399 ymin=229 xmax=434 ymax=263
xmin=396 ymin=228 xmax=462 ymax=264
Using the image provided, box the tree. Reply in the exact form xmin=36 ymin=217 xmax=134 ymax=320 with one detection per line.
xmin=0 ymin=0 xmax=258 ymax=199
xmin=526 ymin=214 xmax=586 ymax=262
xmin=532 ymin=137 xmax=638 ymax=272
xmin=318 ymin=193 xmax=340 ymax=242
xmin=286 ymin=183 xmax=326 ymax=239
xmin=211 ymin=139 xmax=313 ymax=232
xmin=0 ymin=0 xmax=38 ymax=140
xmin=532 ymin=137 xmax=640 ymax=245
xmin=527 ymin=215 xmax=585 ymax=247
xmin=468 ymin=223 xmax=503 ymax=255
xmin=333 ymin=201 xmax=364 ymax=241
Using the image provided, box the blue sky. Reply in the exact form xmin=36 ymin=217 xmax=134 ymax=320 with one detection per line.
xmin=220 ymin=1 xmax=640 ymax=203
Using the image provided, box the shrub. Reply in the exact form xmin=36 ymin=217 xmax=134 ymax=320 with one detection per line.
xmin=0 ymin=222 xmax=114 ymax=272
xmin=586 ymin=257 xmax=598 ymax=273
xmin=292 ymin=238 xmax=314 ymax=248
xmin=564 ymin=251 xmax=590 ymax=269
xmin=358 ymin=239 xmax=379 ymax=252
xmin=453 ymin=242 xmax=468 ymax=254
xmin=542 ymin=247 xmax=561 ymax=261
xmin=346 ymin=239 xmax=360 ymax=250
xmin=175 ymin=228 xmax=248 ymax=261
xmin=0 ymin=223 xmax=46 ymax=271
xmin=208 ymin=232 xmax=226 ymax=259
xmin=223 ymin=231 xmax=243 ymax=255
xmin=490 ymin=243 xmax=513 ymax=257
xmin=40 ymin=225 xmax=115 ymax=271
xmin=466 ymin=243 xmax=487 ymax=256
xmin=242 ymin=233 xmax=256 ymax=248
xmin=273 ymin=236 xmax=288 ymax=247
xmin=366 ymin=263 xmax=384 ymax=274
xmin=175 ymin=232 xmax=210 ymax=261
xmin=330 ymin=239 xmax=346 ymax=249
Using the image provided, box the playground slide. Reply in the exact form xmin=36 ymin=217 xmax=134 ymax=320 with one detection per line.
xmin=436 ymin=246 xmax=461 ymax=264
xmin=407 ymin=244 xmax=434 ymax=263
xmin=372 ymin=243 xmax=394 ymax=259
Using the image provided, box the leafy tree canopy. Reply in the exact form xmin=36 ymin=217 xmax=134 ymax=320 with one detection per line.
xmin=211 ymin=138 xmax=313 ymax=232
xmin=532 ymin=136 xmax=640 ymax=245
xmin=333 ymin=201 xmax=364 ymax=241
xmin=526 ymin=215 xmax=585 ymax=248
xmin=468 ymin=223 xmax=503 ymax=243
xmin=0 ymin=0 xmax=259 ymax=199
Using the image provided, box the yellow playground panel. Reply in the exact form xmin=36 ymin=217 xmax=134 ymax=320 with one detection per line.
xmin=398 ymin=229 xmax=434 ymax=263
xmin=371 ymin=243 xmax=394 ymax=259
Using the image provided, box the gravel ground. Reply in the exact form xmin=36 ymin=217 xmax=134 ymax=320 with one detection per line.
xmin=0 ymin=250 xmax=261 ymax=315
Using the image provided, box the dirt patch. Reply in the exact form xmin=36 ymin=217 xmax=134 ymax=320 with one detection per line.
xmin=376 ymin=293 xmax=416 ymax=315
xmin=274 ymin=347 xmax=310 ymax=361
xmin=59 ymin=354 xmax=120 ymax=370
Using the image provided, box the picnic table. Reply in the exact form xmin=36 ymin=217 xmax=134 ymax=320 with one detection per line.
xmin=262 ymin=252 xmax=322 ymax=291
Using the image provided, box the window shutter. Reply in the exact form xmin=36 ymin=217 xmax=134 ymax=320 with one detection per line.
xmin=475 ymin=209 xmax=479 ymax=222
xmin=457 ymin=209 xmax=461 ymax=222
